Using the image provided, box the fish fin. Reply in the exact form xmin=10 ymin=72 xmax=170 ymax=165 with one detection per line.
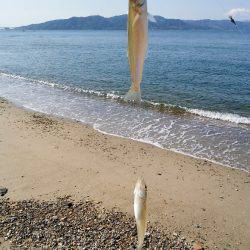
xmin=148 ymin=13 xmax=156 ymax=23
xmin=124 ymin=90 xmax=141 ymax=103
xmin=132 ymin=13 xmax=141 ymax=27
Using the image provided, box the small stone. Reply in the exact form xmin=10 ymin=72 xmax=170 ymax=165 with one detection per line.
xmin=0 ymin=197 xmax=190 ymax=249
xmin=51 ymin=216 xmax=58 ymax=221
xmin=194 ymin=224 xmax=202 ymax=229
xmin=65 ymin=202 xmax=73 ymax=208
xmin=0 ymin=187 xmax=8 ymax=196
xmin=193 ymin=241 xmax=203 ymax=250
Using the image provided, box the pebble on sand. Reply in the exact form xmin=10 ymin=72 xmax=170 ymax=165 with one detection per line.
xmin=193 ymin=241 xmax=204 ymax=250
xmin=0 ymin=197 xmax=191 ymax=249
xmin=0 ymin=187 xmax=8 ymax=197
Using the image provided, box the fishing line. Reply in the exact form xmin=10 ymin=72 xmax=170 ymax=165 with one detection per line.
xmin=217 ymin=0 xmax=247 ymax=39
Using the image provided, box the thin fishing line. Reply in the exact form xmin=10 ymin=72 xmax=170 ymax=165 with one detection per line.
xmin=217 ymin=0 xmax=247 ymax=39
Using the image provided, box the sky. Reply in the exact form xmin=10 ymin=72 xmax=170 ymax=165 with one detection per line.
xmin=0 ymin=0 xmax=250 ymax=27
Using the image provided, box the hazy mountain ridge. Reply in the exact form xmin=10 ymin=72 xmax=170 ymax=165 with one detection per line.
xmin=0 ymin=27 xmax=11 ymax=30
xmin=16 ymin=15 xmax=250 ymax=32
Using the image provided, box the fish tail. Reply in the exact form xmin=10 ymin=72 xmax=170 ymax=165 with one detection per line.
xmin=136 ymin=219 xmax=147 ymax=249
xmin=124 ymin=89 xmax=141 ymax=103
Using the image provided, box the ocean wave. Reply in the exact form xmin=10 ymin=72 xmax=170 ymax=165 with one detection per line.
xmin=0 ymin=71 xmax=249 ymax=125
xmin=141 ymin=100 xmax=250 ymax=125
xmin=187 ymin=108 xmax=250 ymax=125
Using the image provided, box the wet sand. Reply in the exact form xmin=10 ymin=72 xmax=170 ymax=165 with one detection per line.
xmin=0 ymin=98 xmax=249 ymax=249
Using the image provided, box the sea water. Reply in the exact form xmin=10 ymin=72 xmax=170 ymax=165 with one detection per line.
xmin=0 ymin=30 xmax=249 ymax=170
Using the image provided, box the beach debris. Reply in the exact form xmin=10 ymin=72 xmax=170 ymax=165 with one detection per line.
xmin=28 ymin=113 xmax=60 ymax=133
xmin=0 ymin=187 xmax=8 ymax=197
xmin=134 ymin=177 xmax=148 ymax=249
xmin=193 ymin=224 xmax=202 ymax=229
xmin=125 ymin=0 xmax=148 ymax=102
xmin=193 ymin=241 xmax=203 ymax=250
xmin=62 ymin=200 xmax=74 ymax=209
xmin=0 ymin=197 xmax=190 ymax=249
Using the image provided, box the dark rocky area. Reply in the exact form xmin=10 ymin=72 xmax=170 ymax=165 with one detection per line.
xmin=0 ymin=197 xmax=191 ymax=249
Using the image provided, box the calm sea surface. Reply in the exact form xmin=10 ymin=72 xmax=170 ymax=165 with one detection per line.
xmin=0 ymin=30 xmax=249 ymax=170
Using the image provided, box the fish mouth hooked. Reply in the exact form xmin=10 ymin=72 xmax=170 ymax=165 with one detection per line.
xmin=130 ymin=0 xmax=146 ymax=12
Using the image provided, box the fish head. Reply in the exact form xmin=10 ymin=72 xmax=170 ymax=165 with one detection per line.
xmin=130 ymin=0 xmax=147 ymax=14
xmin=134 ymin=177 xmax=147 ymax=199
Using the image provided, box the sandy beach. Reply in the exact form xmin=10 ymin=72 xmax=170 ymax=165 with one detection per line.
xmin=0 ymin=98 xmax=249 ymax=249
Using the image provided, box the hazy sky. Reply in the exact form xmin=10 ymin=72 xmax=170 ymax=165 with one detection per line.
xmin=1 ymin=0 xmax=250 ymax=27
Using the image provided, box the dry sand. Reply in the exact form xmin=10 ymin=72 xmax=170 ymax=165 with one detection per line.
xmin=0 ymin=98 xmax=249 ymax=249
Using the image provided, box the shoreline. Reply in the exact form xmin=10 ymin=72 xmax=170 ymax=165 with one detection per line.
xmin=9 ymin=97 xmax=250 ymax=174
xmin=1 ymin=71 xmax=249 ymax=170
xmin=96 ymin=128 xmax=250 ymax=174
xmin=1 ymin=71 xmax=250 ymax=126
xmin=95 ymin=125 xmax=250 ymax=174
xmin=3 ymin=94 xmax=250 ymax=174
xmin=0 ymin=97 xmax=250 ymax=249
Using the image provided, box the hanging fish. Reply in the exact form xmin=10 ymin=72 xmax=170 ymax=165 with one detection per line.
xmin=228 ymin=13 xmax=246 ymax=37
xmin=229 ymin=15 xmax=237 ymax=25
xmin=134 ymin=177 xmax=148 ymax=249
xmin=125 ymin=0 xmax=149 ymax=102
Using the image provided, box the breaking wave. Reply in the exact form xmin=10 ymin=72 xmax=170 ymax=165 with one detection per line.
xmin=187 ymin=108 xmax=250 ymax=125
xmin=0 ymin=71 xmax=249 ymax=125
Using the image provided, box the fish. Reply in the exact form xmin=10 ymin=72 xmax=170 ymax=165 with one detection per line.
xmin=125 ymin=0 xmax=148 ymax=102
xmin=229 ymin=15 xmax=237 ymax=25
xmin=134 ymin=177 xmax=148 ymax=249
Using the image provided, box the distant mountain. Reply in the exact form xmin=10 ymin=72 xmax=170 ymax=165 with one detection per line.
xmin=16 ymin=15 xmax=250 ymax=32
xmin=0 ymin=27 xmax=11 ymax=30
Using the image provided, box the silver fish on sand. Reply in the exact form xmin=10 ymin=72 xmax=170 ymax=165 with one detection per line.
xmin=125 ymin=0 xmax=148 ymax=102
xmin=134 ymin=177 xmax=148 ymax=249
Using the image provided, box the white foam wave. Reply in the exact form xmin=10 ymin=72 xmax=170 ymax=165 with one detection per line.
xmin=1 ymin=71 xmax=249 ymax=171
xmin=92 ymin=125 xmax=250 ymax=173
xmin=145 ymin=99 xmax=250 ymax=125
xmin=1 ymin=71 xmax=249 ymax=125
xmin=0 ymin=71 xmax=108 ymax=98
xmin=188 ymin=108 xmax=250 ymax=125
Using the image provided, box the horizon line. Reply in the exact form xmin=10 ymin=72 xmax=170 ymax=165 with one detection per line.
xmin=1 ymin=14 xmax=250 ymax=28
